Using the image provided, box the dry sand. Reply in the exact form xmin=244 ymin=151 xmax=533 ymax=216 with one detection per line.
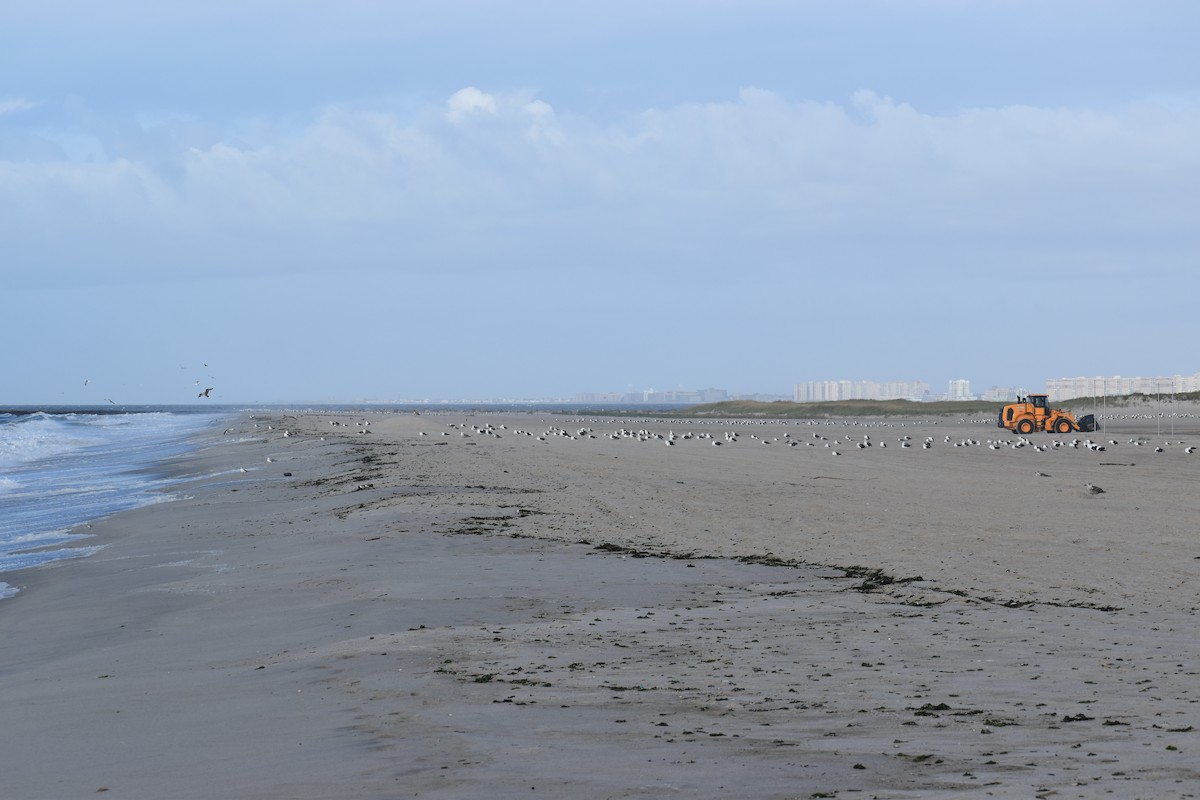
xmin=1 ymin=408 xmax=1198 ymax=799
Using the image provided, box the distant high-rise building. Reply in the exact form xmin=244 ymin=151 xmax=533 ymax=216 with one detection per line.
xmin=1045 ymin=372 xmax=1200 ymax=401
xmin=576 ymin=387 xmax=731 ymax=404
xmin=948 ymin=379 xmax=972 ymax=401
xmin=981 ymin=386 xmax=1022 ymax=402
xmin=793 ymin=379 xmax=930 ymax=402
xmin=575 ymin=392 xmax=624 ymax=403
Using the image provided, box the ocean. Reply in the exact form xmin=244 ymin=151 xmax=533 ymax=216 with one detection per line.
xmin=0 ymin=407 xmax=229 ymax=599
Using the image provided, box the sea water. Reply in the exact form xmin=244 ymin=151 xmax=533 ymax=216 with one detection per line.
xmin=0 ymin=407 xmax=227 ymax=599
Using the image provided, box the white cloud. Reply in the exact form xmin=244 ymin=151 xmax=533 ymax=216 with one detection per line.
xmin=445 ymin=87 xmax=497 ymax=122
xmin=523 ymin=99 xmax=563 ymax=146
xmin=3 ymin=88 xmax=1199 ymax=286
xmin=0 ymin=97 xmax=34 ymax=117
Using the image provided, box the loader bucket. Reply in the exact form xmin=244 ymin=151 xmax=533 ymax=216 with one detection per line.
xmin=1076 ymin=414 xmax=1096 ymax=433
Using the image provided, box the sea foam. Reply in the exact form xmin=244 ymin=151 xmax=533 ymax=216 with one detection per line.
xmin=0 ymin=409 xmax=225 ymax=596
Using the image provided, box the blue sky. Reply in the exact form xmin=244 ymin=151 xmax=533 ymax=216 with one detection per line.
xmin=3 ymin=1 xmax=1198 ymax=404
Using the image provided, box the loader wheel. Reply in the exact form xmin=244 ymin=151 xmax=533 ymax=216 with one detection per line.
xmin=1016 ymin=419 xmax=1035 ymax=435
xmin=1054 ymin=418 xmax=1072 ymax=434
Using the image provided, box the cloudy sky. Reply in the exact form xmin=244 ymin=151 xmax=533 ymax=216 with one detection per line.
xmin=3 ymin=1 xmax=1197 ymax=404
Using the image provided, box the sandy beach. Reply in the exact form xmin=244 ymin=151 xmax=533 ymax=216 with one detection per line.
xmin=2 ymin=408 xmax=1198 ymax=798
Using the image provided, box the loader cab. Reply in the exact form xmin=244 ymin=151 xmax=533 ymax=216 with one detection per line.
xmin=1029 ymin=394 xmax=1049 ymax=412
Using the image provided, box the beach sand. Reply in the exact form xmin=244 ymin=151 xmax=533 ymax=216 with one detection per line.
xmin=1 ymin=408 xmax=1198 ymax=798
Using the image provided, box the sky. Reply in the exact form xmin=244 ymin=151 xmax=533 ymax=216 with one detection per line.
xmin=3 ymin=1 xmax=1198 ymax=404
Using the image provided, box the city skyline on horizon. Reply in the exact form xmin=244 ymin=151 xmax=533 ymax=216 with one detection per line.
xmin=387 ymin=368 xmax=1200 ymax=406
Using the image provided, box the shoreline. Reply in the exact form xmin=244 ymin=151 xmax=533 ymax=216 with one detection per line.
xmin=1 ymin=410 xmax=1197 ymax=798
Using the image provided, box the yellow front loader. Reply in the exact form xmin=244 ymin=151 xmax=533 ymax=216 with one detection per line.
xmin=998 ymin=394 xmax=1096 ymax=434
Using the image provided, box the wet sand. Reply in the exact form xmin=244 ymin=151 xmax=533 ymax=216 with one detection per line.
xmin=1 ymin=408 xmax=1198 ymax=798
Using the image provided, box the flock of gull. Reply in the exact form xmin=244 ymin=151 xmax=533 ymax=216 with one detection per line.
xmin=401 ymin=415 xmax=1197 ymax=498
xmin=247 ymin=412 xmax=1195 ymax=501
xmin=419 ymin=417 xmax=1196 ymax=456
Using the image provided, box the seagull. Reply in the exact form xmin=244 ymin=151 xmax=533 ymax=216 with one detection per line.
xmin=199 ymin=387 xmax=214 ymax=398
xmin=1085 ymin=483 xmax=1106 ymax=495
xmin=1035 ymin=471 xmax=1051 ymax=477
